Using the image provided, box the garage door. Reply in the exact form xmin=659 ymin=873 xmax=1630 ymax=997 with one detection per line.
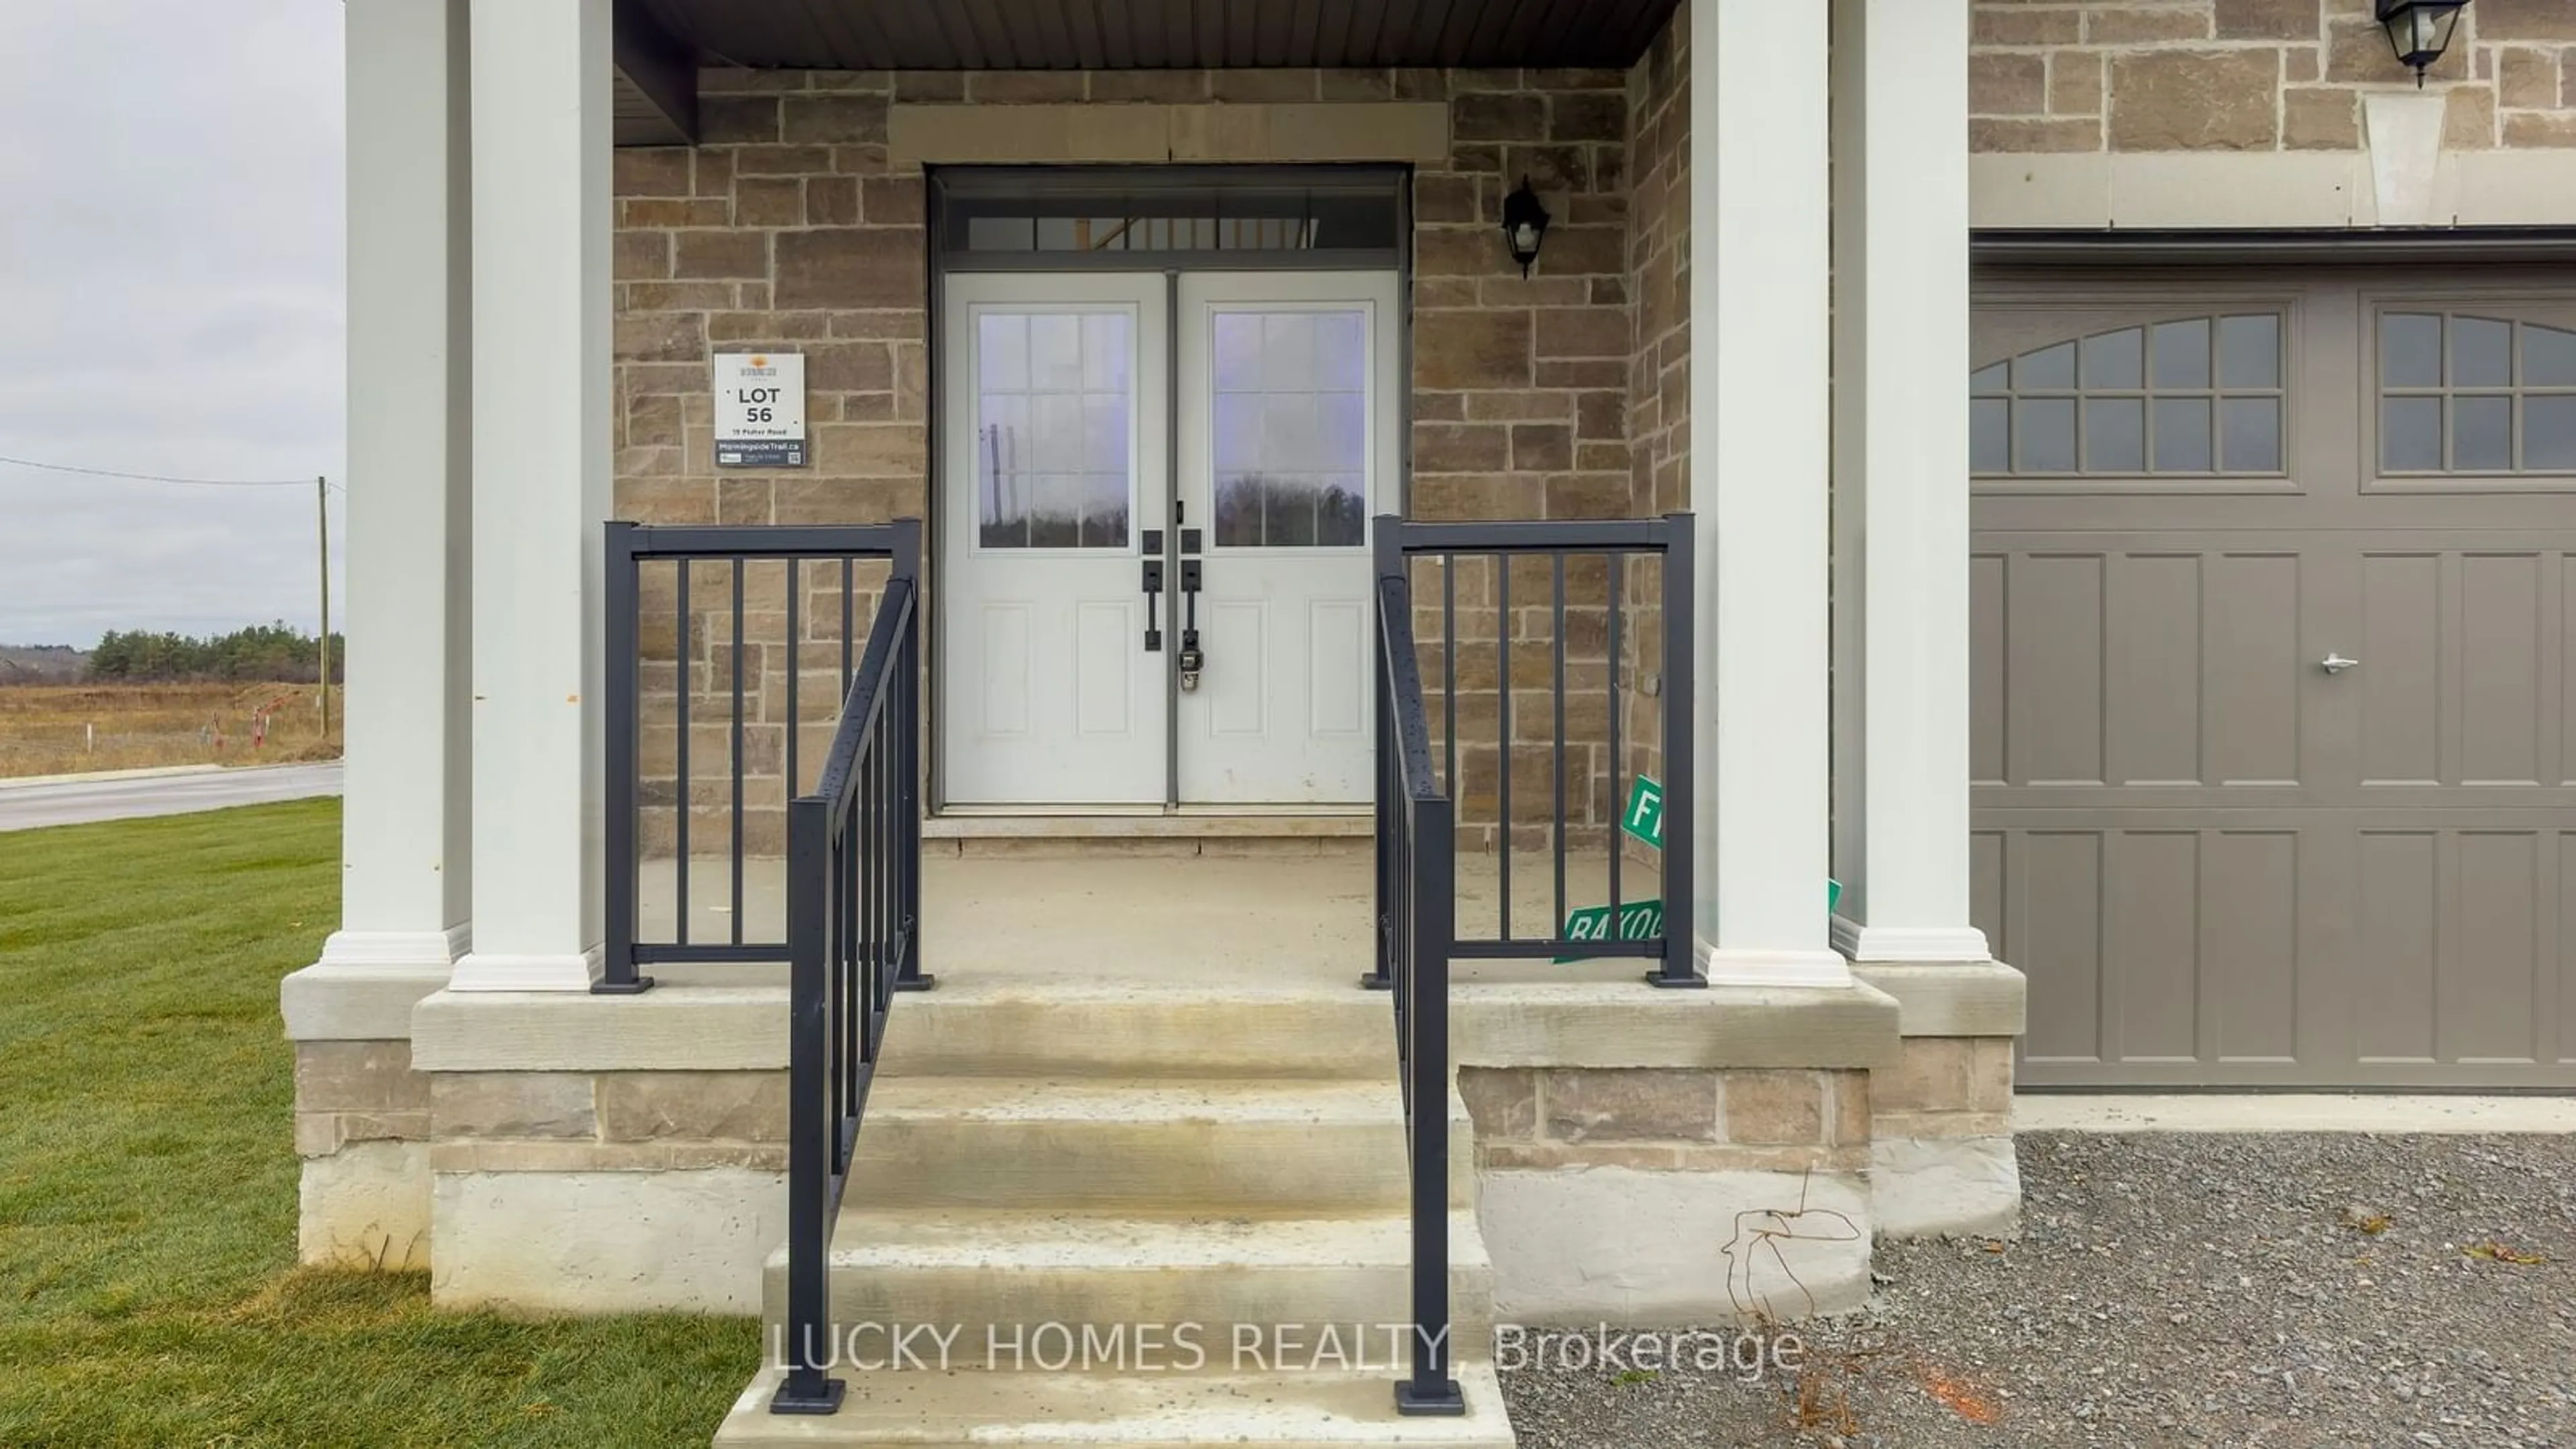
xmin=1971 ymin=267 xmax=2576 ymax=1088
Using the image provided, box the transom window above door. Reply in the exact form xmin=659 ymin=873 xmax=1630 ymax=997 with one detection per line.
xmin=2377 ymin=311 xmax=2576 ymax=475
xmin=1972 ymin=313 xmax=2285 ymax=477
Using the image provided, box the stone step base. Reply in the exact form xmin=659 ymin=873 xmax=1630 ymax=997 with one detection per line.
xmin=849 ymin=1077 xmax=1475 ymax=1214
xmin=712 ymin=1362 xmax=1517 ymax=1448
xmin=762 ymin=1209 xmax=1495 ymax=1360
xmin=878 ymin=977 xmax=1395 ymax=1081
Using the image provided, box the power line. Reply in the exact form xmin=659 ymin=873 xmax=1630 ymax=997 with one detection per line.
xmin=0 ymin=452 xmax=316 ymax=488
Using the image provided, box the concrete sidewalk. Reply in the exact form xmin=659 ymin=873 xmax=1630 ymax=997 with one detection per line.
xmin=0 ymin=761 xmax=342 ymax=831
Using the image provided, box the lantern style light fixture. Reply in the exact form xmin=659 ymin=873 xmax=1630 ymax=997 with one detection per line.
xmin=1501 ymin=177 xmax=1550 ymax=278
xmin=2377 ymin=0 xmax=2469 ymax=87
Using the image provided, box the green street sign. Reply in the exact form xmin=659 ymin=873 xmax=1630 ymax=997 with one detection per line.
xmin=1556 ymin=899 xmax=1664 ymax=962
xmin=1621 ymin=775 xmax=1664 ymax=849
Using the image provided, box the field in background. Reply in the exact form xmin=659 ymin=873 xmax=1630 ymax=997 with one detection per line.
xmin=0 ymin=682 xmax=341 ymax=778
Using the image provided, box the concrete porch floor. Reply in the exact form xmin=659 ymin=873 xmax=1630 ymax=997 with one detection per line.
xmin=637 ymin=847 xmax=1674 ymax=991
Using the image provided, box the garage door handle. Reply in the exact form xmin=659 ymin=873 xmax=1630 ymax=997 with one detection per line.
xmin=2321 ymin=653 xmax=2360 ymax=674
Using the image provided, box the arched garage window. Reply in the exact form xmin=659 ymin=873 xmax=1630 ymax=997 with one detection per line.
xmin=1972 ymin=315 xmax=2284 ymax=476
xmin=2378 ymin=312 xmax=2576 ymax=474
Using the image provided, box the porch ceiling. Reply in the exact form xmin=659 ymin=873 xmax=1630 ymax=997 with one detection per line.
xmin=629 ymin=0 xmax=1680 ymax=73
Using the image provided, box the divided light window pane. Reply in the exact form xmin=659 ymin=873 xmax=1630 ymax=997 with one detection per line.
xmin=2151 ymin=319 xmax=2211 ymax=389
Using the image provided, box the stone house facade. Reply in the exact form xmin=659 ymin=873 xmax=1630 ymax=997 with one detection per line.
xmin=288 ymin=0 xmax=2576 ymax=1438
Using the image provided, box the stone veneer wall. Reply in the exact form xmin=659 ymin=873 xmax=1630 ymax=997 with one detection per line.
xmin=429 ymin=1069 xmax=788 ymax=1309
xmin=294 ymin=1040 xmax=433 ymax=1270
xmin=1868 ymin=1036 xmax=2022 ymax=1238
xmin=1458 ymin=1065 xmax=1874 ymax=1321
xmin=614 ymin=67 xmax=1651 ymax=850
xmin=1970 ymin=0 xmax=2576 ymax=153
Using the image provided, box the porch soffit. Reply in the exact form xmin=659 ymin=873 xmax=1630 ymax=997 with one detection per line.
xmin=629 ymin=0 xmax=1680 ymax=73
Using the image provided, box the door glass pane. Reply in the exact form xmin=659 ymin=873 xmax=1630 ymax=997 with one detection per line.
xmin=978 ymin=310 xmax=1132 ymax=549
xmin=1971 ymin=398 xmax=2010 ymax=472
xmin=2080 ymin=329 xmax=2143 ymax=390
xmin=2526 ymin=395 xmax=2576 ymax=470
xmin=2217 ymin=315 xmax=2279 ymax=389
xmin=2151 ymin=319 xmax=2210 ymax=389
xmin=2383 ymin=313 xmax=2443 ymax=387
xmin=1970 ymin=364 xmax=2008 ymax=397
xmin=2151 ymin=397 xmax=2212 ymax=472
xmin=2524 ymin=323 xmax=2576 ymax=387
xmin=2083 ymin=398 xmax=2143 ymax=471
xmin=2381 ymin=396 xmax=2443 ymax=472
xmin=2453 ymin=394 xmax=2512 ymax=471
xmin=2016 ymin=398 xmax=2076 ymax=472
xmin=2451 ymin=317 xmax=2512 ymax=388
xmin=1318 ymin=476 xmax=1366 ymax=545
xmin=1210 ymin=308 xmax=1369 ymax=547
xmin=2220 ymin=396 xmax=2282 ymax=472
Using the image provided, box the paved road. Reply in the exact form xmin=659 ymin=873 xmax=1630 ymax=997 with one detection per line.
xmin=0 ymin=763 xmax=343 ymax=832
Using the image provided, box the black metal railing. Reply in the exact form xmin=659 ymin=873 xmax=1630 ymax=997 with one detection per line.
xmin=1367 ymin=515 xmax=1699 ymax=987
xmin=770 ymin=519 xmax=927 ymax=1415
xmin=1370 ymin=523 xmax=1466 ymax=1417
xmin=601 ymin=522 xmax=920 ymax=993
xmin=1368 ymin=513 xmax=1699 ymax=1416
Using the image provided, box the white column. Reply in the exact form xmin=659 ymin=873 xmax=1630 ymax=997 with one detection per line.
xmin=1828 ymin=0 xmax=1992 ymax=964
xmin=448 ymin=0 xmax=614 ymax=991
xmin=313 ymin=0 xmax=472 ymax=979
xmin=1689 ymin=0 xmax=1848 ymax=988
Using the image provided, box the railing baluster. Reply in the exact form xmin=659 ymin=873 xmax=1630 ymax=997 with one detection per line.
xmin=1442 ymin=555 xmax=1455 ymax=799
xmin=731 ymin=557 xmax=747 ymax=947
xmin=1496 ymin=554 xmax=1511 ymax=941
xmin=1551 ymin=551 xmax=1566 ymax=938
xmin=1607 ymin=551 xmax=1623 ymax=925
xmin=676 ymin=557 xmax=692 ymax=949
xmin=786 ymin=558 xmax=800 ymax=796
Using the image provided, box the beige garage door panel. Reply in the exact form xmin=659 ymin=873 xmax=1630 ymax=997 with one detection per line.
xmin=1973 ymin=267 xmax=2576 ymax=1089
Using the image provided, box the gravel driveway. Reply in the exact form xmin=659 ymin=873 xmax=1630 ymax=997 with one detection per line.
xmin=1501 ymin=1131 xmax=2576 ymax=1448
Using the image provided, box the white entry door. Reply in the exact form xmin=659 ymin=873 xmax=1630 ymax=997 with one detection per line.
xmin=1175 ymin=272 xmax=1401 ymax=804
xmin=941 ymin=273 xmax=1167 ymax=805
xmin=939 ymin=269 xmax=1397 ymax=808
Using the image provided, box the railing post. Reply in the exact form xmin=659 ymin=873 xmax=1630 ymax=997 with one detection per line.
xmin=597 ymin=521 xmax=653 ymax=994
xmin=771 ymin=794 xmax=844 ymax=1415
xmin=1647 ymin=514 xmax=1706 ymax=987
xmin=1363 ymin=518 xmax=1402 ymax=991
xmin=885 ymin=519 xmax=933 ymax=993
xmin=1396 ymin=792 xmax=1465 ymax=1416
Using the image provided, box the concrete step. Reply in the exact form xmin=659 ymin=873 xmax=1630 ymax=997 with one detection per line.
xmin=761 ymin=1209 xmax=1495 ymax=1360
xmin=848 ymin=1079 xmax=1476 ymax=1215
xmin=878 ymin=977 xmax=1397 ymax=1081
xmin=712 ymin=1360 xmax=1517 ymax=1448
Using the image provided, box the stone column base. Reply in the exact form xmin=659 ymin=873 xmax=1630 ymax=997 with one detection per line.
xmin=284 ymin=960 xmax=451 ymax=1271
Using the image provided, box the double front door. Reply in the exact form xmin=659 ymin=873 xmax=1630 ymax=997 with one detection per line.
xmin=940 ymin=270 xmax=1401 ymax=806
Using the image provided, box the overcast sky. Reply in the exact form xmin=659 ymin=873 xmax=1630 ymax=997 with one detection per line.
xmin=0 ymin=1 xmax=345 ymax=646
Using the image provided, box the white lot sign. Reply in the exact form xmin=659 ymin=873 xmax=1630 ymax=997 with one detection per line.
xmin=713 ymin=352 xmax=806 ymax=467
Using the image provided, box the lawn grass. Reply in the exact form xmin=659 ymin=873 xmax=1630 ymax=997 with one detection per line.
xmin=0 ymin=800 xmax=755 ymax=1447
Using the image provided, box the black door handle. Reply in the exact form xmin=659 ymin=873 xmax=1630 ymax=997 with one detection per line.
xmin=1177 ymin=557 xmax=1203 ymax=690
xmin=1140 ymin=529 xmax=1165 ymax=652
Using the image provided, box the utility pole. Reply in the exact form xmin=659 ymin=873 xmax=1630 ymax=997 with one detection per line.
xmin=317 ymin=475 xmax=332 ymax=737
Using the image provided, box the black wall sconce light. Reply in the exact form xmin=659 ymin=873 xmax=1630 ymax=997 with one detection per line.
xmin=1501 ymin=177 xmax=1550 ymax=278
xmin=2377 ymin=0 xmax=2469 ymax=87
